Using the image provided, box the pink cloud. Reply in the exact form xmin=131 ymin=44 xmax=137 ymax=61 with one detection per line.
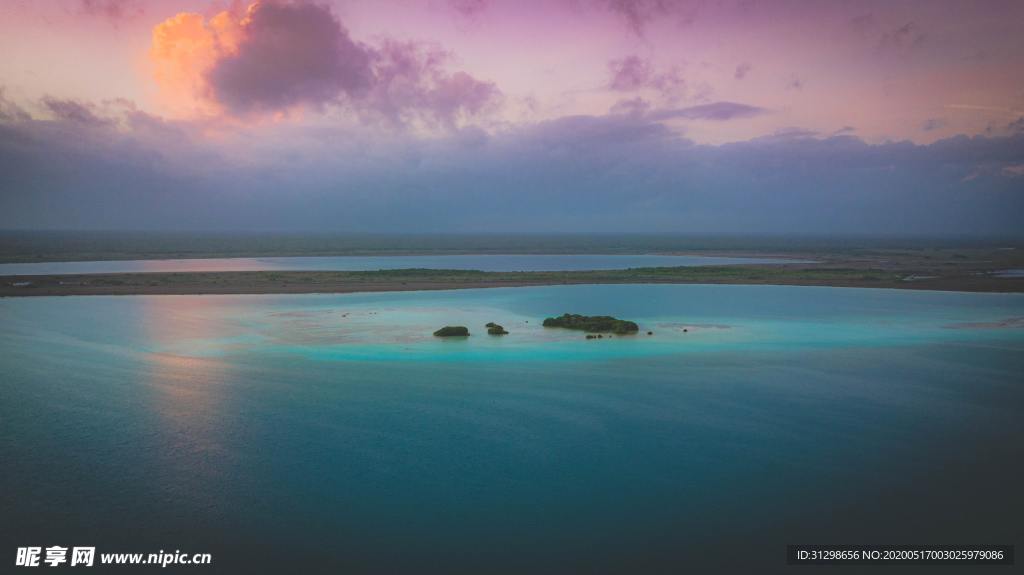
xmin=206 ymin=2 xmax=374 ymax=114
xmin=366 ymin=40 xmax=501 ymax=127
xmin=607 ymin=55 xmax=684 ymax=100
xmin=152 ymin=1 xmax=500 ymax=126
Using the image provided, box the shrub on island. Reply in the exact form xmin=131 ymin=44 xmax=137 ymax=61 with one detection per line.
xmin=487 ymin=324 xmax=509 ymax=335
xmin=542 ymin=313 xmax=639 ymax=334
xmin=433 ymin=326 xmax=470 ymax=337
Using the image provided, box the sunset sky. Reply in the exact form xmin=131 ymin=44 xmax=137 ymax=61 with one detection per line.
xmin=1 ymin=0 xmax=1022 ymax=234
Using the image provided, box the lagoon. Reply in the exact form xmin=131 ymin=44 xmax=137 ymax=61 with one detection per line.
xmin=1 ymin=284 xmax=1021 ymax=571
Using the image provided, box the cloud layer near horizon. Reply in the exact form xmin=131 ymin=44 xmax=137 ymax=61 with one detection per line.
xmin=1 ymin=91 xmax=1021 ymax=235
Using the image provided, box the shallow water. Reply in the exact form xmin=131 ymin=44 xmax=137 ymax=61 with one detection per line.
xmin=1 ymin=285 xmax=1021 ymax=572
xmin=0 ymin=253 xmax=810 ymax=275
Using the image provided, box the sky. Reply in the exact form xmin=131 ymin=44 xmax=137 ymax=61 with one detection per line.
xmin=0 ymin=0 xmax=1022 ymax=235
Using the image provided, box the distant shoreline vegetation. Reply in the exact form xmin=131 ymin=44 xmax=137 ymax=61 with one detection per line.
xmin=2 ymin=249 xmax=1023 ymax=297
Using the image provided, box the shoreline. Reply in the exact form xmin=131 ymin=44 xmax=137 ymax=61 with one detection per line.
xmin=0 ymin=249 xmax=813 ymax=265
xmin=3 ymin=266 xmax=1022 ymax=297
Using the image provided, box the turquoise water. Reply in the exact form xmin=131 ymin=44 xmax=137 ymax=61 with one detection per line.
xmin=1 ymin=285 xmax=1022 ymax=572
xmin=0 ymin=253 xmax=809 ymax=275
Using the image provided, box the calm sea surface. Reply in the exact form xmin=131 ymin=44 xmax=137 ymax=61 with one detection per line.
xmin=0 ymin=254 xmax=809 ymax=275
xmin=1 ymin=285 xmax=1021 ymax=572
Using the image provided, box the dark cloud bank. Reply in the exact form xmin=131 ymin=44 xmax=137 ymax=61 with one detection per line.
xmin=1 ymin=90 xmax=1022 ymax=236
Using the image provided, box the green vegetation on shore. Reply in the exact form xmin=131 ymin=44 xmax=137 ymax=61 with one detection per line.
xmin=2 ymin=256 xmax=1022 ymax=297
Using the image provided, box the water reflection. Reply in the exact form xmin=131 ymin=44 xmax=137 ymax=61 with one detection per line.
xmin=136 ymin=297 xmax=237 ymax=510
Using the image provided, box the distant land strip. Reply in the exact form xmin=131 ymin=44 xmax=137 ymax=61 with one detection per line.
xmin=2 ymin=265 xmax=1022 ymax=296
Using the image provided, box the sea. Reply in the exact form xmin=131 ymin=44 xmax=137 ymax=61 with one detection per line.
xmin=1 ymin=283 xmax=1022 ymax=572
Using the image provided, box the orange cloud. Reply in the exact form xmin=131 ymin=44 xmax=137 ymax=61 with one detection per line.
xmin=150 ymin=6 xmax=248 ymax=116
xmin=148 ymin=1 xmax=499 ymax=128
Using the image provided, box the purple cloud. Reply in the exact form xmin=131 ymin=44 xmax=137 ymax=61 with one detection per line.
xmin=78 ymin=0 xmax=142 ymax=23
xmin=607 ymin=55 xmax=684 ymax=99
xmin=449 ymin=0 xmax=488 ymax=19
xmin=608 ymin=55 xmax=651 ymax=91
xmin=851 ymin=13 xmax=928 ymax=54
xmin=749 ymin=127 xmax=819 ymax=142
xmin=603 ymin=0 xmax=669 ymax=36
xmin=609 ymin=97 xmax=651 ymax=117
xmin=734 ymin=62 xmax=752 ymax=80
xmin=365 ymin=40 xmax=500 ymax=127
xmin=41 ymin=97 xmax=112 ymax=126
xmin=878 ymin=22 xmax=926 ymax=52
xmin=0 ymin=89 xmax=30 ymax=122
xmin=206 ymin=2 xmax=374 ymax=114
xmin=648 ymin=102 xmax=768 ymax=121
xmin=203 ymin=2 xmax=499 ymax=126
xmin=428 ymin=72 xmax=500 ymax=121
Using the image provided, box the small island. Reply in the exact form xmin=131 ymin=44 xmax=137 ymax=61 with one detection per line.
xmin=542 ymin=313 xmax=639 ymax=334
xmin=486 ymin=322 xmax=509 ymax=335
xmin=433 ymin=326 xmax=469 ymax=337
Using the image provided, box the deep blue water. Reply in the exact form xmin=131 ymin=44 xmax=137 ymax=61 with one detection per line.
xmin=0 ymin=254 xmax=809 ymax=275
xmin=1 ymin=285 xmax=1022 ymax=573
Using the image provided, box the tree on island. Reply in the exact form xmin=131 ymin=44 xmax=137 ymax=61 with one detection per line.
xmin=487 ymin=323 xmax=509 ymax=335
xmin=433 ymin=326 xmax=470 ymax=337
xmin=542 ymin=313 xmax=639 ymax=334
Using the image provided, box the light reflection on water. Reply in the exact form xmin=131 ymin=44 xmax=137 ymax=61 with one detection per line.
xmin=136 ymin=297 xmax=238 ymax=513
